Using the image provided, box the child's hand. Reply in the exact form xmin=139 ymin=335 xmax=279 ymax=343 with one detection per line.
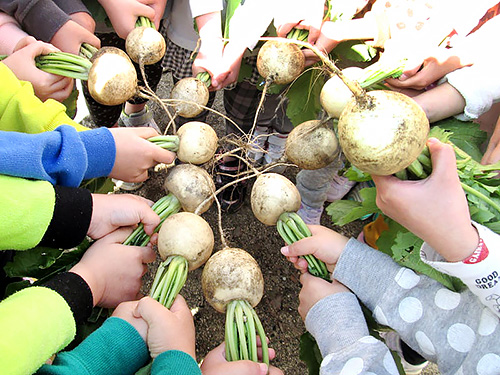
xmin=50 ymin=19 xmax=101 ymax=55
xmin=70 ymin=11 xmax=97 ymax=34
xmin=70 ymin=228 xmax=156 ymax=308
xmin=280 ymin=226 xmax=349 ymax=273
xmin=372 ymin=138 xmax=479 ymax=262
xmin=200 ymin=342 xmax=283 ymax=375
xmin=274 ymin=0 xmax=325 ymax=44
xmin=213 ymin=42 xmax=245 ymax=90
xmin=99 ymin=0 xmax=156 ymax=39
xmin=112 ymin=300 xmax=148 ymax=341
xmin=88 ymin=194 xmax=160 ymax=240
xmin=133 ymin=296 xmax=196 ymax=359
xmin=109 ymin=127 xmax=176 ymax=183
xmin=2 ymin=37 xmax=74 ymax=102
xmin=298 ymin=273 xmax=349 ymax=320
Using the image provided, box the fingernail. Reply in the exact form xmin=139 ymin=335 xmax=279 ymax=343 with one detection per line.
xmin=280 ymin=246 xmax=289 ymax=256
xmin=259 ymin=363 xmax=268 ymax=375
xmin=399 ymin=74 xmax=408 ymax=81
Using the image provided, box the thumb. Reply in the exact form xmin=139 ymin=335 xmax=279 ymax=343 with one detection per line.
xmin=222 ymin=360 xmax=269 ymax=375
xmin=169 ymin=294 xmax=190 ymax=315
xmin=151 ymin=146 xmax=176 ymax=165
xmin=299 ymin=272 xmax=316 ymax=285
xmin=101 ymin=226 xmax=135 ymax=244
xmin=427 ymin=138 xmax=458 ymax=181
xmin=280 ymin=236 xmax=317 ymax=258
xmin=134 ymin=296 xmax=170 ymax=323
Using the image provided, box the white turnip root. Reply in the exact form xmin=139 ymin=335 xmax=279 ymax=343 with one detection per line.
xmin=170 ymin=76 xmax=210 ymax=118
xmin=87 ymin=47 xmax=137 ymax=106
xmin=158 ymin=212 xmax=214 ymax=271
xmin=320 ymin=67 xmax=364 ymax=118
xmin=285 ymin=120 xmax=340 ymax=170
xmin=338 ymin=90 xmax=429 ymax=176
xmin=177 ymin=121 xmax=218 ymax=164
xmin=164 ymin=164 xmax=215 ymax=214
xmin=250 ymin=173 xmax=330 ymax=279
xmin=202 ymin=247 xmax=269 ymax=364
xmin=202 ymin=247 xmax=264 ymax=313
xmin=251 ymin=173 xmax=301 ymax=226
xmin=126 ymin=21 xmax=166 ymax=65
xmin=257 ymin=40 xmax=305 ymax=85
xmin=150 ymin=212 xmax=213 ymax=308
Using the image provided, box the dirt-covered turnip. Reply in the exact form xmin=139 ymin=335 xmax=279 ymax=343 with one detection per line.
xmin=338 ymin=90 xmax=429 ymax=176
xmin=251 ymin=173 xmax=301 ymax=226
xmin=164 ymin=164 xmax=215 ymax=214
xmin=87 ymin=47 xmax=137 ymax=106
xmin=257 ymin=40 xmax=305 ymax=85
xmin=170 ymin=77 xmax=210 ymax=118
xmin=202 ymin=247 xmax=264 ymax=313
xmin=285 ymin=120 xmax=339 ymax=170
xmin=177 ymin=121 xmax=218 ymax=164
xmin=320 ymin=67 xmax=364 ymax=118
xmin=158 ymin=212 xmax=214 ymax=270
xmin=126 ymin=25 xmax=166 ymax=65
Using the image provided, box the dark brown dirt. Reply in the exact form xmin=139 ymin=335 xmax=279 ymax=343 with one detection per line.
xmin=86 ymin=72 xmax=438 ymax=375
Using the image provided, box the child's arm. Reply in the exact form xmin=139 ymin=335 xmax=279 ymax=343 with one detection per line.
xmin=482 ymin=116 xmax=500 ymax=165
xmin=37 ymin=302 xmax=150 ymax=375
xmin=412 ymin=82 xmax=466 ymax=123
xmin=98 ymin=0 xmax=157 ymax=39
xmin=299 ymin=274 xmax=399 ymax=375
xmin=191 ymin=10 xmax=224 ymax=89
xmin=0 ymin=11 xmax=27 ymax=55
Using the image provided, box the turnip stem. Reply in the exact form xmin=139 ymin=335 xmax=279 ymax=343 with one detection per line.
xmin=148 ymin=135 xmax=180 ymax=151
xmin=461 ymin=183 xmax=500 ymax=214
xmin=278 ymin=212 xmax=330 ymax=280
xmin=150 ymin=255 xmax=188 ymax=309
xmin=225 ymin=300 xmax=268 ymax=365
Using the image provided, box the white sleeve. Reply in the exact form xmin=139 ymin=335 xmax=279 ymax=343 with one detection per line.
xmin=189 ymin=0 xmax=223 ymax=19
xmin=420 ymin=222 xmax=500 ymax=317
xmin=443 ymin=64 xmax=500 ymax=120
xmin=227 ymin=0 xmax=274 ymax=50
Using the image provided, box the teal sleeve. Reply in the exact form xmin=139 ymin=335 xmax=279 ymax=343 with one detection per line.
xmin=37 ymin=317 xmax=149 ymax=375
xmin=152 ymin=350 xmax=201 ymax=375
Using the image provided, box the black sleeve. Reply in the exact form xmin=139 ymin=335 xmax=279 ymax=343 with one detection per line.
xmin=39 ymin=186 xmax=93 ymax=249
xmin=53 ymin=0 xmax=91 ymax=15
xmin=41 ymin=271 xmax=93 ymax=324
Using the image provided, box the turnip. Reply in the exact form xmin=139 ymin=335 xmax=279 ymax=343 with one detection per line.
xmin=320 ymin=67 xmax=364 ymax=119
xmin=126 ymin=17 xmax=166 ymax=65
xmin=279 ymin=38 xmax=428 ymax=176
xmin=164 ymin=164 xmax=216 ymax=214
xmin=320 ymin=59 xmax=407 ymax=119
xmin=148 ymin=121 xmax=219 ymax=164
xmin=251 ymin=173 xmax=329 ymax=279
xmin=87 ymin=47 xmax=138 ymax=106
xmin=170 ymin=72 xmax=211 ymax=118
xmin=257 ymin=40 xmax=305 ymax=85
xmin=150 ymin=212 xmax=214 ymax=308
xmin=285 ymin=119 xmax=339 ymax=170
xmin=31 ymin=44 xmax=138 ymax=106
xmin=338 ymin=90 xmax=429 ymax=176
xmin=202 ymin=247 xmax=269 ymax=365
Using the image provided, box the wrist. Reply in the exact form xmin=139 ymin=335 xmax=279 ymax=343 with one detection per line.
xmin=435 ymin=223 xmax=479 ymax=262
xmin=69 ymin=263 xmax=101 ymax=306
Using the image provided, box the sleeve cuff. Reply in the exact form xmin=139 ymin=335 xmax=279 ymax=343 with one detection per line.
xmin=22 ymin=0 xmax=70 ymax=42
xmin=152 ymin=350 xmax=201 ymax=375
xmin=305 ymin=292 xmax=369 ymax=357
xmin=79 ymin=127 xmax=116 ymax=180
xmin=41 ymin=272 xmax=93 ymax=324
xmin=39 ymin=186 xmax=92 ymax=249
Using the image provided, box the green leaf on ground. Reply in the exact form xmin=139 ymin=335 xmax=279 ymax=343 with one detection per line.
xmin=326 ymin=187 xmax=379 ymax=225
xmin=299 ymin=332 xmax=322 ymax=375
xmin=331 ymin=40 xmax=377 ymax=63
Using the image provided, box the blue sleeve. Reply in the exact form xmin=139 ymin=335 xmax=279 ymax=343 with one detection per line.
xmin=37 ymin=317 xmax=149 ymax=375
xmin=0 ymin=125 xmax=115 ymax=187
xmin=152 ymin=350 xmax=201 ymax=375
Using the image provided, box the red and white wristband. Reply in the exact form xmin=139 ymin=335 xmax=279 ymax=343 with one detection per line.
xmin=420 ymin=222 xmax=500 ymax=317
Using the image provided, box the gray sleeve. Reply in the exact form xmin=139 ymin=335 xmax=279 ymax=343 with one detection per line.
xmin=0 ymin=0 xmax=70 ymax=42
xmin=333 ymin=238 xmax=500 ymax=374
xmin=305 ymin=292 xmax=399 ymax=374
xmin=53 ymin=0 xmax=90 ymax=15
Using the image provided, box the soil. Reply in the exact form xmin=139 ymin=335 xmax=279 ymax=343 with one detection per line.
xmin=85 ymin=72 xmax=439 ymax=374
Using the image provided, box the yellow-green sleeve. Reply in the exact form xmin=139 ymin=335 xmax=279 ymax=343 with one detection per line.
xmin=0 ymin=63 xmax=88 ymax=134
xmin=0 ymin=286 xmax=76 ymax=375
xmin=0 ymin=175 xmax=55 ymax=250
